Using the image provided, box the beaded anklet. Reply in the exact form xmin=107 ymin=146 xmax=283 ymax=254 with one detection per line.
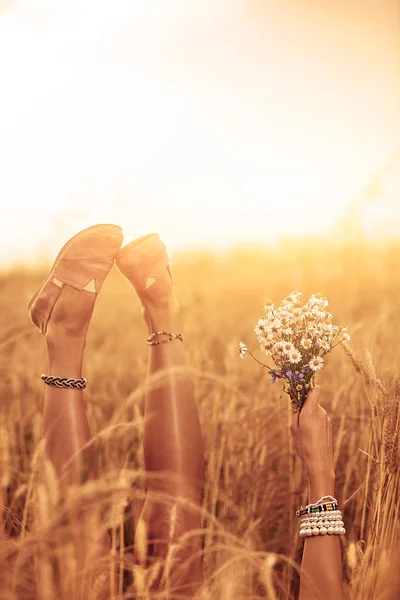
xmin=147 ymin=331 xmax=183 ymax=346
xmin=41 ymin=374 xmax=87 ymax=390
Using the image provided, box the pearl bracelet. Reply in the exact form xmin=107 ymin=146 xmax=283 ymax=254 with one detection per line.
xmin=299 ymin=510 xmax=346 ymax=538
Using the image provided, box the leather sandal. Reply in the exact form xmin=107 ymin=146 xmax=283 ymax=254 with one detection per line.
xmin=28 ymin=224 xmax=123 ymax=334
xmin=115 ymin=233 xmax=172 ymax=292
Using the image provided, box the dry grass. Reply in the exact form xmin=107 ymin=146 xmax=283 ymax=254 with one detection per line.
xmin=0 ymin=238 xmax=399 ymax=599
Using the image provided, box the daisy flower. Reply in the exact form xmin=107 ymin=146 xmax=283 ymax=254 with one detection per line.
xmin=340 ymin=327 xmax=351 ymax=341
xmin=289 ymin=291 xmax=303 ymax=301
xmin=308 ymin=293 xmax=323 ymax=306
xmin=273 ymin=341 xmax=285 ymax=353
xmin=282 ymin=325 xmax=293 ymax=336
xmin=300 ymin=338 xmax=312 ymax=350
xmin=321 ymin=296 xmax=329 ymax=307
xmin=282 ymin=341 xmax=295 ymax=355
xmin=281 ymin=299 xmax=294 ymax=310
xmin=315 ymin=306 xmax=327 ymax=318
xmin=270 ymin=319 xmax=282 ymax=332
xmin=289 ymin=349 xmax=302 ymax=364
xmin=322 ymin=324 xmax=334 ymax=336
xmin=254 ymin=318 xmax=267 ymax=334
xmin=263 ymin=300 xmax=274 ymax=311
xmin=262 ymin=341 xmax=274 ymax=356
xmin=317 ymin=339 xmax=331 ymax=351
xmin=309 ymin=356 xmax=324 ymax=371
xmin=238 ymin=342 xmax=248 ymax=359
xmin=264 ymin=309 xmax=276 ymax=322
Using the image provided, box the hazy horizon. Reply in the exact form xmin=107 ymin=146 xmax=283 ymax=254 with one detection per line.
xmin=0 ymin=0 xmax=399 ymax=265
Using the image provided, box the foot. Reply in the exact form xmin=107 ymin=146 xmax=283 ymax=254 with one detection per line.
xmin=44 ymin=286 xmax=98 ymax=380
xmin=45 ymin=285 xmax=96 ymax=344
xmin=115 ymin=234 xmax=180 ymax=331
xmin=138 ymin=272 xmax=180 ymax=332
xmin=29 ymin=224 xmax=123 ymax=336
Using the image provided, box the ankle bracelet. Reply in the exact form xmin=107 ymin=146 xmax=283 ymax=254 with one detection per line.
xmin=147 ymin=331 xmax=183 ymax=346
xmin=41 ymin=374 xmax=87 ymax=389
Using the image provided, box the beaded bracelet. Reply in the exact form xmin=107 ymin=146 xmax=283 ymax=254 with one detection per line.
xmin=296 ymin=502 xmax=340 ymax=518
xmin=296 ymin=495 xmax=339 ymax=518
xmin=147 ymin=331 xmax=183 ymax=346
xmin=299 ymin=509 xmax=346 ymax=538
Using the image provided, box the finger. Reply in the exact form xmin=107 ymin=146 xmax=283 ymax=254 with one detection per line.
xmin=291 ymin=399 xmax=300 ymax=430
xmin=328 ymin=417 xmax=333 ymax=461
xmin=302 ymin=385 xmax=321 ymax=411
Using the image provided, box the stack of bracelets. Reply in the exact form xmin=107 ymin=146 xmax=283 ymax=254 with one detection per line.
xmin=296 ymin=495 xmax=346 ymax=538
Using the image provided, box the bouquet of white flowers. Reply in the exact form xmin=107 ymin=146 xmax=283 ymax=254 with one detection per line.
xmin=239 ymin=292 xmax=350 ymax=411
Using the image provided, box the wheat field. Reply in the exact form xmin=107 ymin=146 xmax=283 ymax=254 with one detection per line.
xmin=0 ymin=238 xmax=399 ymax=599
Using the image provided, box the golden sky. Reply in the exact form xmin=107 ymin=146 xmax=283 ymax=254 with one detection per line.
xmin=0 ymin=0 xmax=399 ymax=265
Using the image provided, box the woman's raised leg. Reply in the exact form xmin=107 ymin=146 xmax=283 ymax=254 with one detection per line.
xmin=141 ymin=293 xmax=205 ymax=594
xmin=29 ymin=224 xmax=123 ymax=598
xmin=116 ymin=237 xmax=205 ymax=597
xmin=41 ymin=287 xmax=113 ymax=598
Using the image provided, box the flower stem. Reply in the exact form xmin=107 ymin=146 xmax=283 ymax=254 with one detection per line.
xmin=330 ymin=338 xmax=345 ymax=351
xmin=246 ymin=350 xmax=272 ymax=370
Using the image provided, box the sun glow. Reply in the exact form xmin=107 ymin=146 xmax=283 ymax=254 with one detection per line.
xmin=0 ymin=0 xmax=399 ymax=265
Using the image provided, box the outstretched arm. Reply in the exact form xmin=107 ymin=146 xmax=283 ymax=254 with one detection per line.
xmin=291 ymin=387 xmax=344 ymax=600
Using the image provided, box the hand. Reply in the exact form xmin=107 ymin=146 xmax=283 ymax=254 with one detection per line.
xmin=290 ymin=386 xmax=335 ymax=485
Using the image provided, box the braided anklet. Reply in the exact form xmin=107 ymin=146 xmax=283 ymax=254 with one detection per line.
xmin=147 ymin=331 xmax=183 ymax=346
xmin=41 ymin=374 xmax=87 ymax=390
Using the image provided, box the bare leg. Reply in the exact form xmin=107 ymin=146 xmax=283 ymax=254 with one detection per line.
xmin=136 ymin=276 xmax=205 ymax=596
xmin=42 ymin=286 xmax=112 ymax=596
xmin=44 ymin=286 xmax=95 ymax=486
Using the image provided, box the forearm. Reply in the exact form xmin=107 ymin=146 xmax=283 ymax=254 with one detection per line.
xmin=299 ymin=472 xmax=344 ymax=600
